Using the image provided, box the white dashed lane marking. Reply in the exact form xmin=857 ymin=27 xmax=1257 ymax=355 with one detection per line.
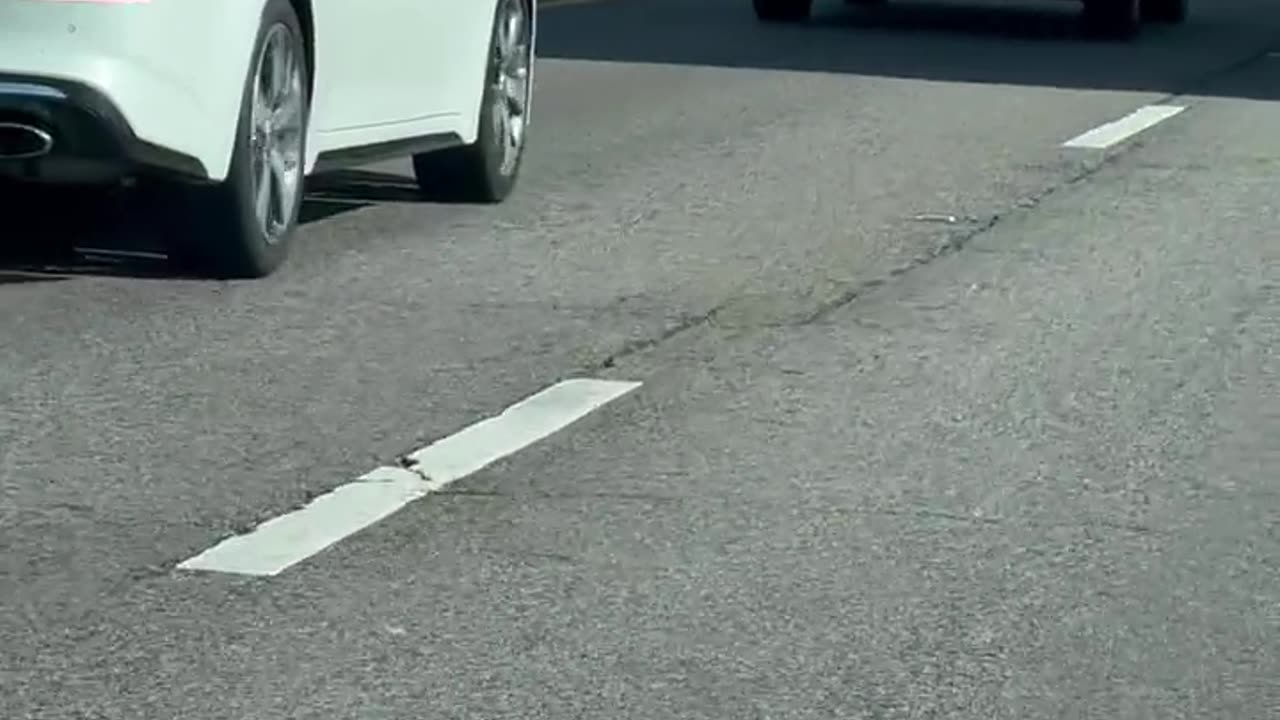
xmin=177 ymin=378 xmax=642 ymax=577
xmin=1062 ymin=104 xmax=1187 ymax=150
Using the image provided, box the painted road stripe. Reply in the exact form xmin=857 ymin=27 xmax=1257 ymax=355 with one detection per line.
xmin=177 ymin=378 xmax=642 ymax=577
xmin=1062 ymin=104 xmax=1186 ymax=149
xmin=177 ymin=466 xmax=432 ymax=578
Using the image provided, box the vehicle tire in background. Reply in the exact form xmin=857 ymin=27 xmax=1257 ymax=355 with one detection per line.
xmin=169 ymin=0 xmax=309 ymax=279
xmin=1140 ymin=0 xmax=1187 ymax=23
xmin=753 ymin=0 xmax=813 ymax=22
xmin=1082 ymin=0 xmax=1141 ymax=39
xmin=413 ymin=0 xmax=532 ymax=203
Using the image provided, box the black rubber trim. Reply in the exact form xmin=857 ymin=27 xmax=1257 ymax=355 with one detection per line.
xmin=312 ymin=131 xmax=463 ymax=174
xmin=0 ymin=73 xmax=209 ymax=181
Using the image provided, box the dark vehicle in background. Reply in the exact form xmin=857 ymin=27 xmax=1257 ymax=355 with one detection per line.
xmin=753 ymin=0 xmax=1188 ymax=39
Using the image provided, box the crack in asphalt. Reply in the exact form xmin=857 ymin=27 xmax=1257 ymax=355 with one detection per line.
xmin=581 ymin=148 xmax=1129 ymax=377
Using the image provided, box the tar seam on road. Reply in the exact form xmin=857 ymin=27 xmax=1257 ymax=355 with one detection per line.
xmin=1062 ymin=105 xmax=1187 ymax=150
xmin=176 ymin=378 xmax=642 ymax=577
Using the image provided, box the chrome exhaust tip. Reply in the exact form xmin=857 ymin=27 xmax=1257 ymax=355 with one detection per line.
xmin=0 ymin=122 xmax=54 ymax=160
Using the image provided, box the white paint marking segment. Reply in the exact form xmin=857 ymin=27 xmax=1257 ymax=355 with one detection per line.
xmin=177 ymin=466 xmax=432 ymax=578
xmin=177 ymin=378 xmax=642 ymax=577
xmin=402 ymin=378 xmax=642 ymax=488
xmin=1062 ymin=104 xmax=1186 ymax=149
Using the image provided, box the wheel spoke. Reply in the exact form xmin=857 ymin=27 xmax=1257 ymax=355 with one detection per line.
xmin=501 ymin=4 xmax=522 ymax=60
xmin=253 ymin=81 xmax=270 ymax=130
xmin=504 ymin=45 xmax=528 ymax=76
xmin=504 ymin=72 xmax=527 ymax=114
xmin=268 ymin=147 xmax=293 ymax=225
xmin=261 ymin=37 xmax=276 ymax=104
xmin=254 ymin=154 xmax=273 ymax=228
xmin=506 ymin=117 xmax=522 ymax=159
xmin=272 ymin=89 xmax=303 ymax=132
xmin=493 ymin=99 xmax=508 ymax=143
xmin=269 ymin=35 xmax=291 ymax=107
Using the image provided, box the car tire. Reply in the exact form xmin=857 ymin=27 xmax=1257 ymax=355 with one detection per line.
xmin=169 ymin=0 xmax=309 ymax=279
xmin=1140 ymin=0 xmax=1187 ymax=23
xmin=1083 ymin=0 xmax=1141 ymax=39
xmin=412 ymin=0 xmax=532 ymax=203
xmin=754 ymin=0 xmax=813 ymax=22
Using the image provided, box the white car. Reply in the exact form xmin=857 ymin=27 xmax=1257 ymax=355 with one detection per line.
xmin=0 ymin=0 xmax=536 ymax=278
xmin=756 ymin=0 xmax=1187 ymax=38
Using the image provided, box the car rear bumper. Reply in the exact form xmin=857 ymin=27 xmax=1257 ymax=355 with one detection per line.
xmin=0 ymin=74 xmax=208 ymax=184
xmin=0 ymin=1 xmax=265 ymax=183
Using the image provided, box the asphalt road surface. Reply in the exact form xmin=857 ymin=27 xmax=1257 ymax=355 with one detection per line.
xmin=3 ymin=0 xmax=1279 ymax=717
